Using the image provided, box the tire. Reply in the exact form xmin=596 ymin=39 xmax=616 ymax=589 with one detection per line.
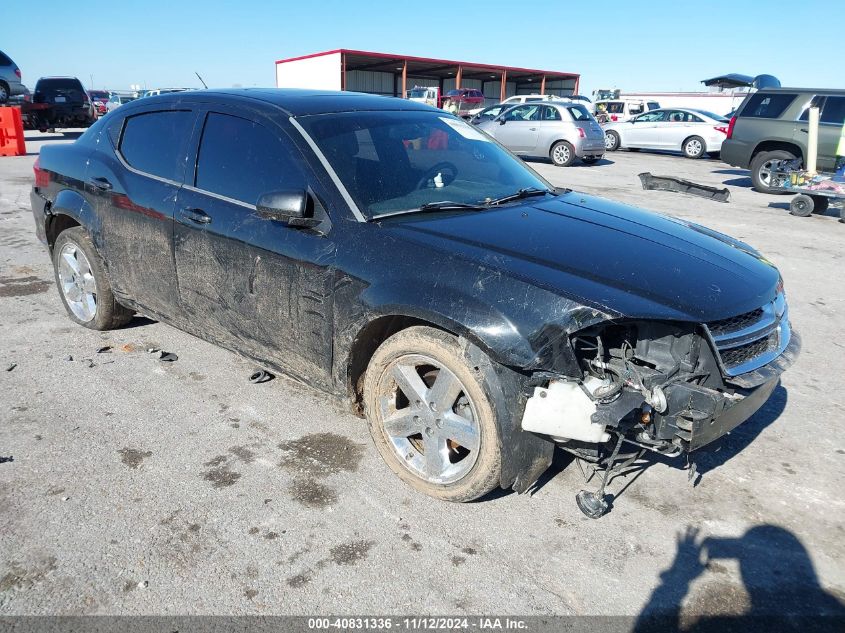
xmin=52 ymin=227 xmax=134 ymax=330
xmin=363 ymin=326 xmax=502 ymax=502
xmin=582 ymin=157 xmax=600 ymax=165
xmin=789 ymin=194 xmax=814 ymax=217
xmin=604 ymin=130 xmax=620 ymax=151
xmin=750 ymin=149 xmax=797 ymax=194
xmin=550 ymin=141 xmax=575 ymax=167
xmin=0 ymin=82 xmax=8 ymax=104
xmin=682 ymin=136 xmax=706 ymax=159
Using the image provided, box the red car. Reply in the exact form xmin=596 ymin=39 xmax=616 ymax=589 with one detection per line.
xmin=88 ymin=90 xmax=110 ymax=116
xmin=441 ymin=88 xmax=484 ymax=111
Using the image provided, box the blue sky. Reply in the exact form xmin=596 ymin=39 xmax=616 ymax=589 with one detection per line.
xmin=5 ymin=0 xmax=843 ymax=97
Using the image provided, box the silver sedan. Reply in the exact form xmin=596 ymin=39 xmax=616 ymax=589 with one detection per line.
xmin=603 ymin=108 xmax=730 ymax=158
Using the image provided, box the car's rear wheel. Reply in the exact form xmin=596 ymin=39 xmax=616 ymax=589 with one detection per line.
xmin=604 ymin=130 xmax=620 ymax=151
xmin=750 ymin=149 xmax=797 ymax=194
xmin=550 ymin=141 xmax=575 ymax=167
xmin=0 ymin=82 xmax=9 ymax=104
xmin=52 ymin=227 xmax=134 ymax=330
xmin=363 ymin=326 xmax=501 ymax=502
xmin=682 ymin=136 xmax=706 ymax=159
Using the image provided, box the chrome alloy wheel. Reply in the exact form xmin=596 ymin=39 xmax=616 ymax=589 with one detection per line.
xmin=57 ymin=242 xmax=97 ymax=322
xmin=553 ymin=143 xmax=571 ymax=165
xmin=757 ymin=158 xmax=782 ymax=187
xmin=604 ymin=133 xmax=615 ymax=150
xmin=378 ymin=354 xmax=481 ymax=484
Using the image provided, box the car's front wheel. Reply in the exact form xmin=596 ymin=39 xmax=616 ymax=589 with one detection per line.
xmin=52 ymin=227 xmax=134 ymax=330
xmin=363 ymin=326 xmax=502 ymax=502
xmin=750 ymin=149 xmax=797 ymax=194
xmin=550 ymin=141 xmax=576 ymax=167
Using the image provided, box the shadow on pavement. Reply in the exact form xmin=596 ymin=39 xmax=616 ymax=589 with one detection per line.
xmin=722 ymin=176 xmax=753 ymax=188
xmin=712 ymin=168 xmax=749 ymax=176
xmin=633 ymin=524 xmax=845 ymax=632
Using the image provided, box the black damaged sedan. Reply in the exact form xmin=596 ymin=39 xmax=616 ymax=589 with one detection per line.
xmin=30 ymin=89 xmax=799 ymax=517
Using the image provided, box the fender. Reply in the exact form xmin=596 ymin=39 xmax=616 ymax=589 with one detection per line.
xmin=49 ymin=189 xmax=102 ymax=250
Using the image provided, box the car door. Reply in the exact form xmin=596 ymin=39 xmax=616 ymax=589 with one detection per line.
xmin=490 ymin=104 xmax=540 ymax=153
xmin=660 ymin=110 xmax=697 ymax=149
xmin=174 ymin=107 xmax=337 ymax=383
xmin=818 ymin=96 xmax=845 ymax=169
xmin=625 ymin=110 xmax=667 ymax=147
xmin=90 ymin=106 xmax=196 ymax=319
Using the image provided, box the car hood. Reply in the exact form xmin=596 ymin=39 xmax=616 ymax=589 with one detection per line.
xmin=385 ymin=191 xmax=780 ymax=323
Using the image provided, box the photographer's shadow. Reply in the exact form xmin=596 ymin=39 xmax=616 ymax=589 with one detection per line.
xmin=634 ymin=525 xmax=845 ymax=632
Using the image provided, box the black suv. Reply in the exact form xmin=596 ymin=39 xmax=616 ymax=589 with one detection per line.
xmin=721 ymin=88 xmax=845 ymax=193
xmin=31 ymin=76 xmax=96 ymax=131
xmin=30 ymin=89 xmax=799 ymax=518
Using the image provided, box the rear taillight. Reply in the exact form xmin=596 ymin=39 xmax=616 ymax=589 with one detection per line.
xmin=714 ymin=126 xmax=728 ymax=135
xmin=14 ymin=68 xmax=21 ymax=79
xmin=33 ymin=157 xmax=50 ymax=188
xmin=577 ymin=127 xmax=586 ymax=138
xmin=726 ymin=115 xmax=736 ymax=140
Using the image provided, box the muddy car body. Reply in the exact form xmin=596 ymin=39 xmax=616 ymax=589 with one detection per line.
xmin=30 ymin=89 xmax=799 ymax=517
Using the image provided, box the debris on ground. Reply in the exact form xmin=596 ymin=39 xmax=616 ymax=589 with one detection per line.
xmin=158 ymin=351 xmax=178 ymax=362
xmin=147 ymin=347 xmax=160 ymax=354
xmin=96 ymin=345 xmax=112 ymax=354
xmin=638 ymin=172 xmax=730 ymax=203
xmin=249 ymin=369 xmax=274 ymax=384
xmin=0 ymin=456 xmax=13 ymax=464
xmin=64 ymin=355 xmax=73 ymax=361
xmin=119 ymin=344 xmax=135 ymax=353
xmin=5 ymin=363 xmax=16 ymax=372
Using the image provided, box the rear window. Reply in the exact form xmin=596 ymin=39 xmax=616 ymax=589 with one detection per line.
xmin=36 ymin=78 xmax=86 ymax=100
xmin=119 ymin=111 xmax=194 ymax=181
xmin=566 ymin=105 xmax=593 ymax=121
xmin=740 ymin=92 xmax=797 ymax=119
xmin=0 ymin=52 xmax=12 ymax=66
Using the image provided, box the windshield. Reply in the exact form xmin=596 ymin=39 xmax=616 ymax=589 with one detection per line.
xmin=298 ymin=110 xmax=551 ymax=219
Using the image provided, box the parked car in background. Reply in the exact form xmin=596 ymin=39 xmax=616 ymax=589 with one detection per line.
xmin=477 ymin=101 xmax=605 ymax=166
xmin=603 ymin=108 xmax=729 ymax=158
xmin=89 ymin=90 xmax=110 ymax=116
xmin=140 ymin=88 xmax=188 ymax=98
xmin=106 ymin=94 xmax=136 ymax=112
xmin=594 ymin=98 xmax=661 ymax=123
xmin=720 ymin=87 xmax=845 ymax=193
xmin=31 ymin=77 xmax=95 ymax=130
xmin=0 ymin=49 xmax=26 ymax=104
xmin=467 ymin=94 xmax=556 ymax=117
xmin=441 ymin=88 xmax=484 ymax=114
xmin=29 ymin=89 xmax=799 ymax=518
xmin=406 ymin=86 xmax=439 ymax=107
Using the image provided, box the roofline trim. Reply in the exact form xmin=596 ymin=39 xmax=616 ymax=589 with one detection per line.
xmin=275 ymin=48 xmax=579 ymax=79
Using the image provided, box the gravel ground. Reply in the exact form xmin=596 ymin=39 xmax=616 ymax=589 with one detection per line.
xmin=0 ymin=131 xmax=843 ymax=621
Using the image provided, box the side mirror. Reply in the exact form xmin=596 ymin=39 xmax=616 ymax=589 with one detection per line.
xmin=256 ymin=190 xmax=320 ymax=228
xmin=498 ymin=118 xmax=507 ymax=125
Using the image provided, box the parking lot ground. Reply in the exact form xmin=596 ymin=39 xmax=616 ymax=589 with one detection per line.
xmin=1 ymin=132 xmax=843 ymax=620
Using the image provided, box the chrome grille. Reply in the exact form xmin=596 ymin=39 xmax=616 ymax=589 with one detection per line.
xmin=705 ymin=292 xmax=790 ymax=377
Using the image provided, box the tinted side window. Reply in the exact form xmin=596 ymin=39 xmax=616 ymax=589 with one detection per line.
xmin=821 ymin=96 xmax=845 ymax=124
xmin=541 ymin=106 xmax=562 ymax=121
xmin=195 ymin=112 xmax=304 ymax=205
xmin=120 ymin=111 xmax=193 ymax=181
xmin=741 ymin=92 xmax=797 ymax=118
xmin=798 ymin=95 xmax=825 ymax=122
xmin=0 ymin=52 xmax=12 ymax=66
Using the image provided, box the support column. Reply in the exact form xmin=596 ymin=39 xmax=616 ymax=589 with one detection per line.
xmin=500 ymin=70 xmax=507 ymax=102
xmin=341 ymin=54 xmax=346 ymax=91
xmin=401 ymin=60 xmax=407 ymax=99
xmin=540 ymin=74 xmax=546 ymax=95
xmin=573 ymin=75 xmax=580 ymax=95
xmin=455 ymin=65 xmax=462 ymax=90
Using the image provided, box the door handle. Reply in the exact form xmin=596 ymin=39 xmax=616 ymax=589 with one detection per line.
xmin=88 ymin=176 xmax=112 ymax=191
xmin=799 ymin=128 xmax=808 ymax=133
xmin=179 ymin=207 xmax=212 ymax=225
